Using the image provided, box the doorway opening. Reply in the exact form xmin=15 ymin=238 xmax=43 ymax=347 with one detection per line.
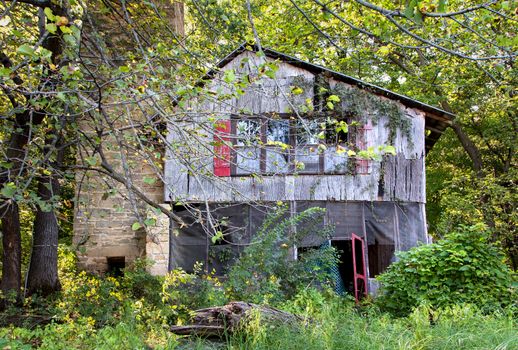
xmin=368 ymin=241 xmax=395 ymax=277
xmin=107 ymin=256 xmax=125 ymax=277
xmin=331 ymin=240 xmax=354 ymax=294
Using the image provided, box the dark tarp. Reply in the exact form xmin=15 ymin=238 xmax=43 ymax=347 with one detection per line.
xmin=396 ymin=202 xmax=427 ymax=251
xmin=170 ymin=207 xmax=207 ymax=272
xmin=363 ymin=202 xmax=396 ymax=246
xmin=295 ymin=201 xmax=327 ymax=247
xmin=327 ymin=202 xmax=365 ymax=239
xmin=170 ymin=201 xmax=427 ymax=276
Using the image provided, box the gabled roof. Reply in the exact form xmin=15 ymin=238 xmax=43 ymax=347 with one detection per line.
xmin=206 ymin=44 xmax=454 ymax=152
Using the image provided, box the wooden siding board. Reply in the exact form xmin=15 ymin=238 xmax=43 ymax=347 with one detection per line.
xmin=166 ymin=53 xmax=427 ymax=204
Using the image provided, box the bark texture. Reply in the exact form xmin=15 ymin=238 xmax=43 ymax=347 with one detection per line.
xmin=0 ymin=201 xmax=22 ymax=305
xmin=26 ymin=177 xmax=61 ymax=296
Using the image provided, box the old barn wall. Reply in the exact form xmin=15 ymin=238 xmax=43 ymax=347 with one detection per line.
xmin=74 ymin=49 xmax=431 ymax=276
xmin=164 ymin=52 xmax=426 ymax=205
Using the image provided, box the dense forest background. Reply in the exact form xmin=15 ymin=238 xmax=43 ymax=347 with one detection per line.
xmin=0 ymin=0 xmax=516 ymax=348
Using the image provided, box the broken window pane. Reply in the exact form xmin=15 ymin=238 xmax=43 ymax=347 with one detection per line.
xmin=294 ymin=145 xmax=320 ymax=173
xmin=267 ymin=119 xmax=289 ymax=144
xmin=296 ymin=119 xmax=322 ymax=145
xmin=236 ymin=119 xmax=261 ymax=146
xmin=325 ymin=118 xmax=350 ymax=145
xmin=266 ymin=119 xmax=290 ymax=173
xmin=236 ymin=147 xmax=261 ymax=174
xmin=266 ymin=148 xmax=289 ymax=173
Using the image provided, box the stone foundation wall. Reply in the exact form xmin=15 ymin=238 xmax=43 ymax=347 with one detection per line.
xmin=73 ymin=146 xmax=166 ymax=275
xmin=145 ymin=212 xmax=170 ymax=276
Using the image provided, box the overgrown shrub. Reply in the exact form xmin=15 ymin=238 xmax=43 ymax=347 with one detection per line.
xmin=377 ymin=224 xmax=515 ymax=316
xmin=161 ymin=263 xmax=227 ymax=323
xmin=120 ymin=258 xmax=163 ymax=306
xmin=225 ymin=205 xmax=338 ymax=304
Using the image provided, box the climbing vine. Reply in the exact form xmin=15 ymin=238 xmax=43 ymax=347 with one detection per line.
xmin=329 ymin=84 xmax=413 ymax=146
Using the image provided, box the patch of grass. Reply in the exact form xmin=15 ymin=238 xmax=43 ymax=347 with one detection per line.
xmin=224 ymin=298 xmax=517 ymax=350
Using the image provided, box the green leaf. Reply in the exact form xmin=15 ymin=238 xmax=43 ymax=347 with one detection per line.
xmin=404 ymin=0 xmax=416 ymax=19
xmin=384 ymin=145 xmax=396 ymax=155
xmin=0 ymin=161 xmax=13 ymax=169
xmin=378 ymin=46 xmax=390 ymax=56
xmin=118 ymin=65 xmax=130 ymax=73
xmin=143 ymin=176 xmax=156 ymax=185
xmin=59 ymin=25 xmax=72 ymax=34
xmin=85 ymin=156 xmax=98 ymax=166
xmin=144 ymin=218 xmax=156 ymax=226
xmin=57 ymin=92 xmax=66 ymax=101
xmin=291 ymin=87 xmax=304 ymax=95
xmin=17 ymin=44 xmax=35 ymax=57
xmin=0 ymin=67 xmax=10 ymax=77
xmin=327 ymin=95 xmax=340 ymax=102
xmin=223 ymin=69 xmax=236 ymax=83
xmin=326 ymin=101 xmax=334 ymax=110
xmin=46 ymin=23 xmax=57 ymax=34
xmin=1 ymin=182 xmax=17 ymax=199
xmin=44 ymin=7 xmax=55 ymax=21
xmin=265 ymin=69 xmax=276 ymax=79
xmin=131 ymin=222 xmax=142 ymax=231
xmin=413 ymin=11 xmax=423 ymax=25
xmin=438 ymin=0 xmax=447 ymax=12
xmin=211 ymin=230 xmax=224 ymax=244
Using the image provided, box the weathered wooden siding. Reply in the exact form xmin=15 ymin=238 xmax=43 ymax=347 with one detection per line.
xmin=164 ymin=52 xmax=426 ymax=203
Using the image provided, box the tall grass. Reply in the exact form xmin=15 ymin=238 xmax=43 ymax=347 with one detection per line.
xmin=222 ymin=294 xmax=517 ymax=350
xmin=1 ymin=292 xmax=515 ymax=349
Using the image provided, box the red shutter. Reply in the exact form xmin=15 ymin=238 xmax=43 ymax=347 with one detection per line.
xmin=352 ymin=233 xmax=368 ymax=302
xmin=355 ymin=121 xmax=372 ymax=174
xmin=214 ymin=120 xmax=231 ymax=177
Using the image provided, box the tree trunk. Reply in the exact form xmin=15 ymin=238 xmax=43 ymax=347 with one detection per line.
xmin=0 ymin=123 xmax=31 ymax=307
xmin=26 ymin=176 xmax=61 ymax=296
xmin=0 ymin=201 xmax=22 ymax=306
xmin=450 ymin=121 xmax=484 ymax=176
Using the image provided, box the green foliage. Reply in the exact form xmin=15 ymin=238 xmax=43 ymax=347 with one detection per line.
xmin=377 ymin=224 xmax=515 ymax=316
xmin=429 ymin=169 xmax=517 ymax=269
xmin=120 ymin=259 xmax=164 ymax=306
xmin=162 ymin=263 xmax=227 ymax=324
xmin=2 ymin=251 xmax=516 ymax=349
xmin=225 ymin=205 xmax=337 ymax=304
xmin=227 ymin=299 xmax=517 ymax=350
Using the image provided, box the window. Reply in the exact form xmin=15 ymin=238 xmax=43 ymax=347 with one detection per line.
xmin=215 ymin=115 xmax=370 ymax=176
xmin=265 ymin=120 xmax=290 ymax=174
xmin=295 ymin=119 xmax=322 ymax=173
xmin=235 ymin=119 xmax=261 ymax=175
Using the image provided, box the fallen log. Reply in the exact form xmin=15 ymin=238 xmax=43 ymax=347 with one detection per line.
xmin=170 ymin=301 xmax=304 ymax=337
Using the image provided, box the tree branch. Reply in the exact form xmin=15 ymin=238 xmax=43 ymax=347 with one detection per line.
xmin=353 ymin=0 xmax=498 ymax=18
xmin=5 ymin=0 xmax=51 ymax=7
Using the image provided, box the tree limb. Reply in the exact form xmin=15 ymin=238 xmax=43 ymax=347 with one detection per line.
xmin=353 ymin=0 xmax=498 ymax=18
xmin=5 ymin=0 xmax=51 ymax=7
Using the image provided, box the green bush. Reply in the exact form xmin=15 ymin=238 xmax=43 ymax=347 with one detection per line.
xmin=161 ymin=263 xmax=227 ymax=323
xmin=377 ymin=224 xmax=515 ymax=316
xmin=225 ymin=205 xmax=338 ymax=304
xmin=121 ymin=258 xmax=164 ymax=306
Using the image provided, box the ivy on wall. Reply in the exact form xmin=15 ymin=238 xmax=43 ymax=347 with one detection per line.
xmin=329 ymin=84 xmax=413 ymax=146
xmin=290 ymin=74 xmax=413 ymax=147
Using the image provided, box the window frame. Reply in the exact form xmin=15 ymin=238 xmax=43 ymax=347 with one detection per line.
xmin=228 ymin=114 xmax=364 ymax=177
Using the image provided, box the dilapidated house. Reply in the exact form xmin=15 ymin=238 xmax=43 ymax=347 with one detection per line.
xmin=73 ymin=45 xmax=454 ymax=296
